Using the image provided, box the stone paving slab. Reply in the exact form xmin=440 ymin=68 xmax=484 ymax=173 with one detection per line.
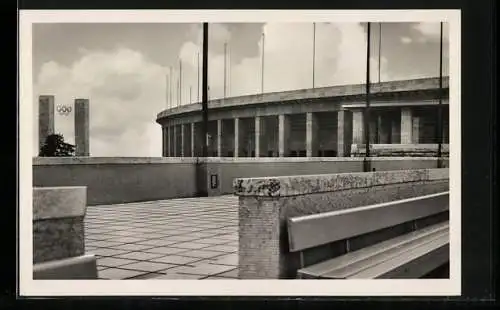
xmin=85 ymin=195 xmax=240 ymax=280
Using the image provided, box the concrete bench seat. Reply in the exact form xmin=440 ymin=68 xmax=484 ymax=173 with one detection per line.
xmin=33 ymin=254 xmax=98 ymax=280
xmin=287 ymin=192 xmax=450 ymax=279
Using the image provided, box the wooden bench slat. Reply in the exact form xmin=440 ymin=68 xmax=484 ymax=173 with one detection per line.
xmin=347 ymin=232 xmax=449 ymax=279
xmin=297 ymin=221 xmax=448 ymax=278
xmin=320 ymin=227 xmax=449 ymax=279
xmin=288 ymin=192 xmax=449 ymax=252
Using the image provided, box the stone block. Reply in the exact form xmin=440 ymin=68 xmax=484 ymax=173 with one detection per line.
xmin=33 ymin=186 xmax=98 ymax=279
xmin=235 ymin=169 xmax=449 ymax=279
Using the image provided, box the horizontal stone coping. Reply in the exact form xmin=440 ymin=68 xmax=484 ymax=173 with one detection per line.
xmin=33 ymin=156 xmax=447 ymax=165
xmin=33 ymin=186 xmax=87 ymax=221
xmin=352 ymin=144 xmax=450 ymax=151
xmin=157 ymin=76 xmax=450 ymax=120
xmin=33 ymin=157 xmax=199 ymax=165
xmin=233 ymin=168 xmax=449 ymax=197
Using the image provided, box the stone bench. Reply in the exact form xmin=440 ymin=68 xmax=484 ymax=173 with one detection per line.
xmin=234 ymin=168 xmax=449 ymax=279
xmin=33 ymin=186 xmax=97 ymax=279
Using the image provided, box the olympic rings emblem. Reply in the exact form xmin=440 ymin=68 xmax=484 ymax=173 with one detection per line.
xmin=56 ymin=105 xmax=72 ymax=116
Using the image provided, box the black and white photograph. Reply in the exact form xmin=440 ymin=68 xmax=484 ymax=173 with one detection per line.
xmin=19 ymin=10 xmax=461 ymax=296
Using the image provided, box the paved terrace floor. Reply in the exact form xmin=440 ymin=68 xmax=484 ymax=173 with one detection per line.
xmin=84 ymin=195 xmax=239 ymax=280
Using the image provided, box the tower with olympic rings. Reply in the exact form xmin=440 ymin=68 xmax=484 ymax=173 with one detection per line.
xmin=38 ymin=95 xmax=90 ymax=156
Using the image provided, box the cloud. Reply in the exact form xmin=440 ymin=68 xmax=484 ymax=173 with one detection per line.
xmin=176 ymin=22 xmax=378 ymax=101
xmin=34 ymin=48 xmax=165 ymax=157
xmin=413 ymin=22 xmax=449 ymax=42
xmin=34 ymin=22 xmax=448 ymax=157
xmin=401 ymin=36 xmax=413 ymax=44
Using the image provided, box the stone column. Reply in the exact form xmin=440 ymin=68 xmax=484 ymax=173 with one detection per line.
xmin=306 ymin=112 xmax=319 ymax=157
xmin=352 ymin=110 xmax=364 ymax=145
xmin=412 ymin=116 xmax=420 ymax=144
xmin=234 ymin=118 xmax=239 ymax=158
xmin=38 ymin=95 xmax=55 ymax=152
xmin=401 ymin=108 xmax=413 ymax=144
xmin=337 ymin=110 xmax=353 ymax=157
xmin=217 ymin=119 xmax=222 ymax=157
xmin=180 ymin=124 xmax=185 ymax=157
xmin=191 ymin=123 xmax=195 ymax=157
xmin=391 ymin=118 xmax=401 ymax=144
xmin=278 ymin=114 xmax=291 ymax=157
xmin=162 ymin=126 xmax=166 ymax=157
xmin=166 ymin=126 xmax=171 ymax=157
xmin=254 ymin=116 xmax=261 ymax=158
xmin=75 ymin=99 xmax=90 ymax=156
xmin=173 ymin=125 xmax=177 ymax=157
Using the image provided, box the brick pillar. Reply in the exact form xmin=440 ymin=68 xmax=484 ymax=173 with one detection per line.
xmin=337 ymin=110 xmax=353 ymax=157
xmin=352 ymin=110 xmax=364 ymax=144
xmin=401 ymin=108 xmax=413 ymax=144
xmin=278 ymin=114 xmax=291 ymax=157
xmin=234 ymin=118 xmax=239 ymax=158
xmin=306 ymin=112 xmax=319 ymax=157
xmin=38 ymin=95 xmax=55 ymax=152
xmin=255 ymin=116 xmax=261 ymax=158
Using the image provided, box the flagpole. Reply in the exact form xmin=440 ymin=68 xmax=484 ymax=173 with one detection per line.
xmin=197 ymin=52 xmax=200 ymax=103
xmin=169 ymin=67 xmax=173 ymax=108
xmin=378 ymin=23 xmax=382 ymax=83
xmin=363 ymin=22 xmax=372 ymax=172
xmin=177 ymin=78 xmax=180 ymax=107
xmin=261 ymin=33 xmax=265 ymax=94
xmin=224 ymin=42 xmax=227 ymax=98
xmin=312 ymin=22 xmax=316 ymax=88
xmin=437 ymin=22 xmax=444 ymax=167
xmin=202 ymin=23 xmax=209 ymax=159
xmin=166 ymin=74 xmax=169 ymax=109
xmin=179 ymin=59 xmax=182 ymax=106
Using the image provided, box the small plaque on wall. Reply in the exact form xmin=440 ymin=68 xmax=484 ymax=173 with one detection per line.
xmin=210 ymin=174 xmax=219 ymax=189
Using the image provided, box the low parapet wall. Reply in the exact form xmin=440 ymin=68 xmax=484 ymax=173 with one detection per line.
xmin=234 ymin=168 xmax=449 ymax=279
xmin=33 ymin=186 xmax=97 ymax=279
xmin=33 ymin=157 xmax=199 ymax=205
xmin=33 ymin=156 xmax=449 ymax=205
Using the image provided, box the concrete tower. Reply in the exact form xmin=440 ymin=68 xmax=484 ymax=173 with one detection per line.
xmin=74 ymin=98 xmax=90 ymax=156
xmin=38 ymin=95 xmax=55 ymax=152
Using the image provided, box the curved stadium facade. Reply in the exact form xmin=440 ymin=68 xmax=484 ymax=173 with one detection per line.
xmin=156 ymin=77 xmax=450 ymax=158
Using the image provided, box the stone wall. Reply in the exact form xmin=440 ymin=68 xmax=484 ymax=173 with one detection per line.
xmin=33 ymin=157 xmax=198 ymax=206
xmin=234 ymin=168 xmax=449 ymax=279
xmin=204 ymin=157 xmax=448 ymax=196
xmin=33 ymin=156 xmax=449 ymax=205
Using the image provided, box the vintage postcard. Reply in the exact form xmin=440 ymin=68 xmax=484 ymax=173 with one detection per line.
xmin=19 ymin=9 xmax=461 ymax=296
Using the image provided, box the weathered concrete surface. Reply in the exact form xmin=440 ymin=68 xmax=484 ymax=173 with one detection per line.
xmin=33 ymin=186 xmax=87 ymax=263
xmin=235 ymin=168 xmax=449 ymax=279
xmin=351 ymin=144 xmax=450 ymax=158
xmin=33 ymin=186 xmax=98 ymax=280
xmin=33 ymin=157 xmax=198 ymax=206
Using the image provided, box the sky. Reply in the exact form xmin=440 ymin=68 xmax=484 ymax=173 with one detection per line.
xmin=32 ymin=22 xmax=450 ymax=157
